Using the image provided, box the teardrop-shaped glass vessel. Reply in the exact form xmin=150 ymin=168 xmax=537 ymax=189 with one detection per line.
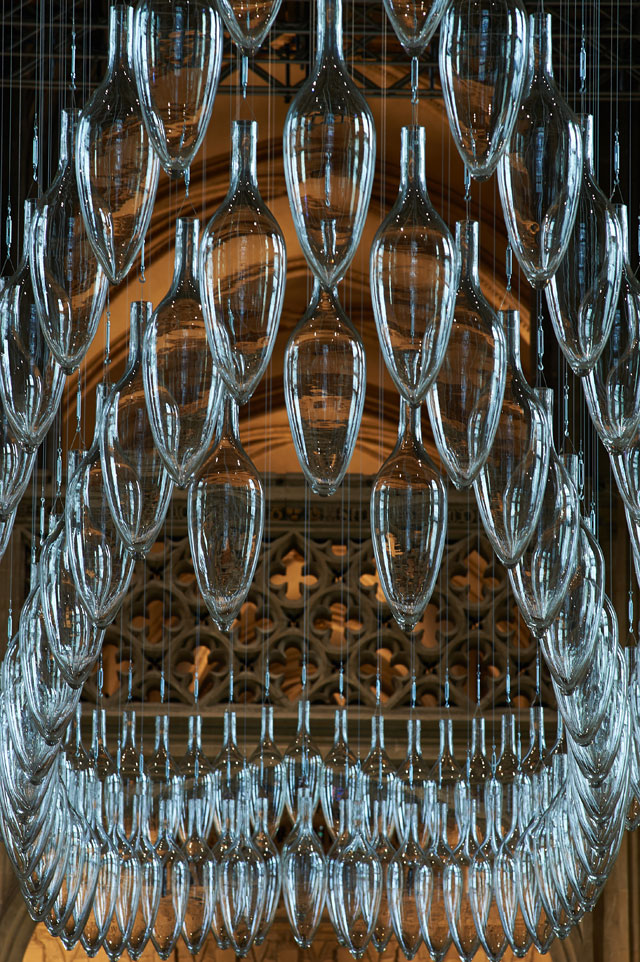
xmin=371 ymin=400 xmax=447 ymax=630
xmin=143 ymin=216 xmax=223 ymax=488
xmin=65 ymin=386 xmax=136 ymax=628
xmin=249 ymin=704 xmax=286 ymax=834
xmin=320 ymin=708 xmax=355 ymax=839
xmin=394 ymin=718 xmax=430 ymax=844
xmin=181 ymin=797 xmax=215 ymax=954
xmin=0 ymin=200 xmax=66 ymax=449
xmin=540 ymin=519 xmax=605 ymax=695
xmin=383 ymin=0 xmax=448 ymax=57
xmin=389 ymin=801 xmax=429 ymax=960
xmin=219 ymin=794 xmax=266 ymax=957
xmin=283 ymin=699 xmax=323 ymax=821
xmin=332 ymin=790 xmax=382 ymax=958
xmin=284 ymin=280 xmax=366 ymax=497
xmin=509 ymin=449 xmax=580 ymax=635
xmin=370 ymin=125 xmax=458 ymax=405
xmin=546 ymin=114 xmax=623 ymax=372
xmin=440 ymin=0 xmax=529 ymax=180
xmin=582 ymin=204 xmax=640 ymax=448
xmin=133 ymin=0 xmax=222 ymax=177
xmin=30 ymin=109 xmax=108 ymax=374
xmin=200 ymin=120 xmax=287 ymax=405
xmin=362 ymin=714 xmax=396 ymax=840
xmin=498 ymin=13 xmax=583 ymax=288
xmin=101 ymin=301 xmax=174 ymax=559
xmin=212 ymin=708 xmax=245 ymax=835
xmin=252 ymin=798 xmax=282 ymax=945
xmin=150 ymin=800 xmax=189 ymax=959
xmin=282 ymin=790 xmax=327 ymax=948
xmin=283 ymin=0 xmax=376 ymax=286
xmin=426 ymin=220 xmax=507 ymax=488
xmin=75 ymin=3 xmax=160 ymax=284
xmin=39 ymin=495 xmax=105 ymax=688
xmin=216 ymin=0 xmax=282 ymax=54
xmin=473 ymin=322 xmax=551 ymax=567
xmin=187 ymin=394 xmax=264 ymax=630
xmin=0 ymin=410 xmax=35 ymax=519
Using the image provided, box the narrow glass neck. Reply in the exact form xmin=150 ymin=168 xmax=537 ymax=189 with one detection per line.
xmin=223 ymin=709 xmax=237 ymax=746
xmin=457 ymin=220 xmax=480 ymax=284
xmin=120 ymin=711 xmax=136 ymax=750
xmin=579 ymin=114 xmax=595 ymax=174
xmin=530 ymin=13 xmax=554 ymax=76
xmin=187 ymin=715 xmax=203 ymax=752
xmin=67 ymin=450 xmax=82 ymax=485
xmin=58 ymin=109 xmax=79 ymax=169
xmin=92 ymin=386 xmax=106 ymax=446
xmin=407 ymin=718 xmax=422 ymax=755
xmin=316 ymin=0 xmax=343 ymax=60
xmin=220 ymin=393 xmax=240 ymax=440
xmin=173 ymin=218 xmax=200 ymax=287
xmin=529 ymin=707 xmax=546 ymax=752
xmin=400 ymin=125 xmax=427 ymax=193
xmin=616 ymin=204 xmax=630 ymax=260
xmin=260 ymin=705 xmax=274 ymax=742
xmin=230 ymin=121 xmax=259 ymax=188
xmin=91 ymin=709 xmax=108 ymax=753
xmin=398 ymin=399 xmax=423 ymax=447
xmin=154 ymin=715 xmax=170 ymax=752
xmin=297 ymin=699 xmax=311 ymax=734
xmin=107 ymin=4 xmax=134 ymax=70
xmin=563 ymin=454 xmax=580 ymax=490
xmin=471 ymin=718 xmax=486 ymax=757
xmin=334 ymin=708 xmax=348 ymax=744
xmin=438 ymin=718 xmax=455 ymax=757
xmin=128 ymin=302 xmax=151 ymax=363
xmin=23 ymin=200 xmax=35 ymax=259
xmin=371 ymin=713 xmax=385 ymax=750
xmin=296 ymin=792 xmax=314 ymax=828
xmin=502 ymin=311 xmax=521 ymax=365
xmin=535 ymin=388 xmax=554 ymax=428
xmin=500 ymin=714 xmax=517 ymax=755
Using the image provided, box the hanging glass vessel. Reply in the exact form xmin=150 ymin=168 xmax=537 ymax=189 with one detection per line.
xmin=546 ymin=115 xmax=622 ymax=374
xmin=498 ymin=13 xmax=583 ymax=288
xmin=143 ymin=216 xmax=223 ymax=488
xmin=151 ymin=799 xmax=189 ymax=959
xmin=101 ymin=300 xmax=174 ymax=559
xmin=219 ymin=795 xmax=266 ymax=957
xmin=65 ymin=386 xmax=136 ymax=628
xmin=129 ymin=787 xmax=162 ymax=959
xmin=321 ymin=708 xmax=355 ymax=839
xmin=0 ymin=410 xmax=34 ymax=520
xmin=371 ymin=401 xmax=447 ymax=632
xmin=0 ymin=200 xmax=66 ymax=449
xmin=75 ymin=3 xmax=160 ymax=284
xmin=39 ymin=494 xmax=105 ymax=689
xmin=104 ymin=792 xmax=142 ymax=957
xmin=181 ymin=797 xmax=215 ymax=954
xmin=443 ymin=783 xmax=480 ymax=962
xmin=210 ymin=799 xmax=234 ymax=950
xmin=146 ymin=715 xmax=180 ymax=846
xmin=283 ymin=699 xmax=323 ymax=820
xmin=473 ymin=324 xmax=551 ymax=567
xmin=388 ymin=801 xmax=429 ymax=960
xmin=394 ymin=718 xmax=430 ymax=843
xmin=180 ymin=715 xmax=215 ymax=843
xmin=283 ymin=0 xmax=376 ymax=287
xmin=383 ymin=1 xmax=448 ymax=60
xmin=1 ymin=639 xmax=58 ymax=782
xmin=0 ymin=509 xmax=15 ymax=564
xmin=430 ymin=717 xmax=464 ymax=852
xmin=510 ymin=451 xmax=580 ymax=636
xmin=426 ymin=219 xmax=506 ymax=488
xmin=439 ymin=0 xmax=529 ymax=180
xmin=133 ymin=0 xmax=222 ymax=178
xmin=252 ymin=798 xmax=282 ymax=945
xmin=30 ymin=108 xmax=108 ymax=374
xmin=187 ymin=393 xmax=264 ymax=630
xmin=249 ymin=704 xmax=286 ymax=835
xmin=370 ymin=124 xmax=458 ymax=405
xmin=282 ymin=790 xmax=327 ymax=948
xmin=370 ymin=799 xmax=395 ymax=952
xmin=582 ymin=204 xmax=640 ymax=448
xmin=216 ymin=0 xmax=282 ymax=70
xmin=284 ymin=280 xmax=366 ymax=497
xmin=362 ymin=713 xmax=396 ymax=840
xmin=540 ymin=519 xmax=605 ymax=694
xmin=200 ymin=120 xmax=286 ymax=405
xmin=331 ymin=791 xmax=382 ymax=958
xmin=212 ymin=708 xmax=245 ymax=835
xmin=79 ymin=781 xmax=120 ymax=957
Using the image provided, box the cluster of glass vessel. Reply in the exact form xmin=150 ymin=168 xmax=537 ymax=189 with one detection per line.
xmin=0 ymin=0 xmax=638 ymax=957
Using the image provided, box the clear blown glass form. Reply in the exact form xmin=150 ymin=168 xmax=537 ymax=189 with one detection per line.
xmin=75 ymin=4 xmax=160 ymax=284
xmin=133 ymin=0 xmax=222 ymax=178
xmin=371 ymin=401 xmax=447 ymax=631
xmin=0 ymin=201 xmax=66 ymax=449
xmin=546 ymin=115 xmax=623 ymax=374
xmin=284 ymin=281 xmax=366 ymax=496
xmin=473 ymin=318 xmax=551 ymax=567
xmin=370 ymin=125 xmax=458 ymax=405
xmin=187 ymin=394 xmax=264 ymax=630
xmin=383 ymin=0 xmax=448 ymax=57
xmin=216 ymin=0 xmax=283 ymax=55
xmin=200 ymin=120 xmax=287 ymax=405
xmin=101 ymin=301 xmax=174 ymax=559
xmin=439 ymin=0 xmax=529 ymax=180
xmin=65 ymin=386 xmax=136 ymax=628
xmin=30 ymin=108 xmax=108 ymax=373
xmin=426 ymin=220 xmax=506 ymax=488
xmin=283 ymin=0 xmax=376 ymax=286
xmin=498 ymin=14 xmax=583 ymax=288
xmin=0 ymin=410 xmax=35 ymax=520
xmin=143 ymin=217 xmax=223 ymax=488
xmin=582 ymin=204 xmax=640 ymax=449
